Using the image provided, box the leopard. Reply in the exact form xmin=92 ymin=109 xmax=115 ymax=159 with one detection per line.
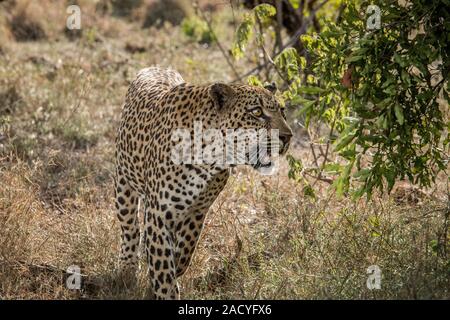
xmin=114 ymin=66 xmax=293 ymax=299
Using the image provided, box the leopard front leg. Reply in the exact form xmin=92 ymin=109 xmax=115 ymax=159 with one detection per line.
xmin=144 ymin=206 xmax=179 ymax=300
xmin=115 ymin=170 xmax=141 ymax=277
xmin=174 ymin=210 xmax=207 ymax=277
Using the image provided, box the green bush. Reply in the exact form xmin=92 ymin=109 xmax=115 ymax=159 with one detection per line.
xmin=181 ymin=16 xmax=216 ymax=44
xmin=232 ymin=0 xmax=449 ymax=198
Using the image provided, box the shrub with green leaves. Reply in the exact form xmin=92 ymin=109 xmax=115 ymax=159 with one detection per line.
xmin=232 ymin=3 xmax=276 ymax=59
xmin=181 ymin=16 xmax=216 ymax=44
xmin=232 ymin=0 xmax=449 ymax=198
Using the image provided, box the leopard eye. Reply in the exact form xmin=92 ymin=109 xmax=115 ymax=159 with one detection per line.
xmin=250 ymin=107 xmax=263 ymax=117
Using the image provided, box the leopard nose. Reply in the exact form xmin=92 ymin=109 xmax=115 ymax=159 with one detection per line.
xmin=279 ymin=132 xmax=293 ymax=147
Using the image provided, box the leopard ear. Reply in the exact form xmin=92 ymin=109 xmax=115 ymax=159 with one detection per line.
xmin=264 ymin=82 xmax=277 ymax=93
xmin=209 ymin=83 xmax=235 ymax=110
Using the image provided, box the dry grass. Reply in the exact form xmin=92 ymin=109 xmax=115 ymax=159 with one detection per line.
xmin=0 ymin=1 xmax=449 ymax=299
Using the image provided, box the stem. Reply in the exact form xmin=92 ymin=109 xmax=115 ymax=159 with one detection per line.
xmin=198 ymin=8 xmax=241 ymax=80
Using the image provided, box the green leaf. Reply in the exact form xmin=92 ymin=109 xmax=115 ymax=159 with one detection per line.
xmin=296 ymin=100 xmax=315 ymax=115
xmin=345 ymin=55 xmax=364 ymax=63
xmin=383 ymin=166 xmax=396 ymax=192
xmin=394 ymin=104 xmax=404 ymax=125
xmin=275 ymin=48 xmax=301 ymax=80
xmin=401 ymin=70 xmax=411 ymax=86
xmin=247 ymin=75 xmax=263 ymax=87
xmin=289 ymin=0 xmax=300 ymax=9
xmin=231 ymin=14 xmax=254 ymax=59
xmin=340 ymin=148 xmax=357 ymax=159
xmin=297 ymin=86 xmax=326 ymax=94
xmin=299 ymin=56 xmax=307 ymax=69
xmin=334 ymin=160 xmax=355 ymax=196
xmin=303 ymin=184 xmax=316 ymax=199
xmin=254 ymin=4 xmax=276 ymax=20
xmin=353 ymin=168 xmax=371 ymax=179
xmin=324 ymin=163 xmax=343 ymax=174
xmin=334 ymin=134 xmax=356 ymax=152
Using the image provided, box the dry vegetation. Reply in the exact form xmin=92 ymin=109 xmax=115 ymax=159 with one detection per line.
xmin=0 ymin=0 xmax=449 ymax=299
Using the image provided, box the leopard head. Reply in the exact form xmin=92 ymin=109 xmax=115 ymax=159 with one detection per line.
xmin=209 ymin=82 xmax=293 ymax=172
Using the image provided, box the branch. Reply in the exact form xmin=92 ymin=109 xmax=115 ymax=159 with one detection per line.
xmin=312 ymin=98 xmax=341 ymax=187
xmin=198 ymin=8 xmax=241 ymax=80
xmin=273 ymin=0 xmax=284 ymax=55
xmin=232 ymin=0 xmax=329 ymax=82
xmin=255 ymin=14 xmax=270 ymax=81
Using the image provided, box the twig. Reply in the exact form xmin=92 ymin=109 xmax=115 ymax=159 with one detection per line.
xmin=309 ymin=142 xmax=320 ymax=168
xmin=273 ymin=0 xmax=284 ymax=55
xmin=260 ymin=41 xmax=290 ymax=85
xmin=198 ymin=8 xmax=241 ymax=80
xmin=0 ymin=259 xmax=87 ymax=278
xmin=303 ymin=169 xmax=333 ymax=184
xmin=278 ymin=0 xmax=329 ymax=51
xmin=255 ymin=14 xmax=270 ymax=81
xmin=232 ymin=64 xmax=265 ymax=83
xmin=229 ymin=0 xmax=238 ymax=31
xmin=61 ymin=79 xmax=91 ymax=128
xmin=312 ymin=98 xmax=341 ymax=187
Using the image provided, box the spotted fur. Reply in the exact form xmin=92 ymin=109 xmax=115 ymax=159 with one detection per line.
xmin=114 ymin=67 xmax=292 ymax=299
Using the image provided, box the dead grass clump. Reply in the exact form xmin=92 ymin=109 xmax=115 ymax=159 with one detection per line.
xmin=0 ymin=8 xmax=12 ymax=52
xmin=8 ymin=1 xmax=47 ymax=41
xmin=0 ymin=163 xmax=60 ymax=273
xmin=53 ymin=120 xmax=99 ymax=151
xmin=6 ymin=0 xmax=67 ymax=41
xmin=0 ymin=85 xmax=24 ymax=116
xmin=10 ymin=12 xmax=46 ymax=41
xmin=110 ymin=0 xmax=143 ymax=17
xmin=63 ymin=0 xmax=131 ymax=40
xmin=0 ymin=161 xmax=144 ymax=299
xmin=64 ymin=27 xmax=83 ymax=41
xmin=142 ymin=0 xmax=194 ymax=28
xmin=0 ymin=163 xmax=65 ymax=298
